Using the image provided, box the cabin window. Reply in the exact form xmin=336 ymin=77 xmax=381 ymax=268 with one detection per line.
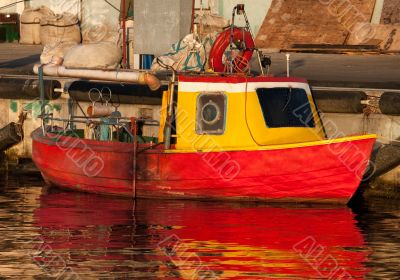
xmin=196 ymin=92 xmax=227 ymax=135
xmin=256 ymin=88 xmax=315 ymax=128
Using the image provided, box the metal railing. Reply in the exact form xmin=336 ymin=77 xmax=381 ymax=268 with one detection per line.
xmin=41 ymin=113 xmax=159 ymax=143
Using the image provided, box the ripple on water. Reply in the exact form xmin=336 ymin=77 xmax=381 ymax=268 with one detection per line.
xmin=0 ymin=175 xmax=399 ymax=279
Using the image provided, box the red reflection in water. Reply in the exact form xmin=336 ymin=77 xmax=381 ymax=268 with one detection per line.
xmin=33 ymin=192 xmax=369 ymax=279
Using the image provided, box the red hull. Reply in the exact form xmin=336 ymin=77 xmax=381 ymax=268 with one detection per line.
xmin=32 ymin=129 xmax=375 ymax=204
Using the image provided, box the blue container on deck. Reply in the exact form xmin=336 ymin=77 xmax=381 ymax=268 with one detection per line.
xmin=140 ymin=54 xmax=155 ymax=70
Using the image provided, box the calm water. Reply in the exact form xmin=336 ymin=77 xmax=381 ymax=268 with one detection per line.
xmin=0 ymin=174 xmax=400 ymax=279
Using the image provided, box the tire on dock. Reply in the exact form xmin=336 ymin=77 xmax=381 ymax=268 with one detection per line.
xmin=365 ymin=139 xmax=400 ymax=180
xmin=312 ymin=90 xmax=366 ymax=114
xmin=0 ymin=123 xmax=23 ymax=152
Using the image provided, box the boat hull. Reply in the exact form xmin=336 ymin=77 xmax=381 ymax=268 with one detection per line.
xmin=32 ymin=129 xmax=376 ymax=204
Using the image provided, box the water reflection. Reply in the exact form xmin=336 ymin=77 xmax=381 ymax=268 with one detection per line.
xmin=3 ymin=176 xmax=400 ymax=279
xmin=352 ymin=200 xmax=400 ymax=279
xmin=32 ymin=190 xmax=369 ymax=279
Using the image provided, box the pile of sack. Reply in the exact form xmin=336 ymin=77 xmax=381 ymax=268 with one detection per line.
xmin=151 ymin=12 xmax=228 ymax=72
xmin=20 ymin=6 xmax=54 ymax=45
xmin=195 ymin=12 xmax=228 ymax=39
xmin=20 ymin=6 xmax=122 ymax=69
xmin=151 ymin=33 xmax=217 ymax=72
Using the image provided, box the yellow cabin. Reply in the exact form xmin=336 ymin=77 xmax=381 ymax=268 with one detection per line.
xmin=160 ymin=75 xmax=326 ymax=152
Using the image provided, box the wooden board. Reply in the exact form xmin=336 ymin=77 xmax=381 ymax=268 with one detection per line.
xmin=255 ymin=0 xmax=376 ymax=49
xmin=347 ymin=23 xmax=400 ymax=52
xmin=286 ymin=44 xmax=380 ymax=54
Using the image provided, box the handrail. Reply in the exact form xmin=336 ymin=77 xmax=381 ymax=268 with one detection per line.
xmin=42 ymin=115 xmax=160 ymax=126
xmin=42 ymin=114 xmax=160 ymax=144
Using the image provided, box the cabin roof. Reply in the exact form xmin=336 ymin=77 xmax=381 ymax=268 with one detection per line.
xmin=179 ymin=75 xmax=308 ymax=84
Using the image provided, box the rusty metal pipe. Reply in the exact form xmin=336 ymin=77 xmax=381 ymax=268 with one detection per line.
xmin=33 ymin=64 xmax=161 ymax=91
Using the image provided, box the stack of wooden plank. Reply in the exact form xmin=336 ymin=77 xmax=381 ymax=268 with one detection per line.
xmin=347 ymin=23 xmax=400 ymax=53
xmin=253 ymin=0 xmax=400 ymax=53
xmin=347 ymin=0 xmax=400 ymax=53
xmin=255 ymin=0 xmax=376 ymax=51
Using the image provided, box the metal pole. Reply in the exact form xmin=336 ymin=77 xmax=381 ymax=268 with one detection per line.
xmin=286 ymin=53 xmax=290 ymax=77
xmin=132 ymin=117 xmax=137 ymax=199
xmin=38 ymin=65 xmax=47 ymax=135
xmin=164 ymin=71 xmax=176 ymax=150
xmin=38 ymin=65 xmax=45 ymax=117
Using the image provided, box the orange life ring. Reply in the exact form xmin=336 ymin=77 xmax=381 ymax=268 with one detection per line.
xmin=209 ymin=27 xmax=255 ymax=73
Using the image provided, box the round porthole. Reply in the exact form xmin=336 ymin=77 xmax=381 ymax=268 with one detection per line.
xmin=201 ymin=100 xmax=221 ymax=125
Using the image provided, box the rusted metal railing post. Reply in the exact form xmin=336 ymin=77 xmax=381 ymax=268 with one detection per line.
xmin=131 ymin=117 xmax=137 ymax=199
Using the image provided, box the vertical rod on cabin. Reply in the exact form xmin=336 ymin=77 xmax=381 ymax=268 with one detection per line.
xmin=132 ymin=117 xmax=137 ymax=199
xmin=164 ymin=71 xmax=176 ymax=150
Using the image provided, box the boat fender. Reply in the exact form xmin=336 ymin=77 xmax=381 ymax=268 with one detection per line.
xmin=379 ymin=92 xmax=400 ymax=115
xmin=209 ymin=27 xmax=255 ymax=73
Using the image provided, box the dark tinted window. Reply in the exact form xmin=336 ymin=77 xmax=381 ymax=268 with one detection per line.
xmin=256 ymin=88 xmax=315 ymax=128
xmin=196 ymin=92 xmax=226 ymax=135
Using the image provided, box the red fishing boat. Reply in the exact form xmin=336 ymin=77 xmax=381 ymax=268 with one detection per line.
xmin=32 ymin=73 xmax=376 ymax=204
xmin=31 ymin=5 xmax=376 ymax=204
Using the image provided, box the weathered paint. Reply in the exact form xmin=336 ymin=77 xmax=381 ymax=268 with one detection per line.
xmin=9 ymin=101 xmax=18 ymax=113
xmin=32 ymin=128 xmax=375 ymax=203
xmin=23 ymin=100 xmax=62 ymax=119
xmin=30 ymin=76 xmax=375 ymax=203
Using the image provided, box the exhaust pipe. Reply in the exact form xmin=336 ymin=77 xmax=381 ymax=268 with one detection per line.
xmin=33 ymin=64 xmax=161 ymax=91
